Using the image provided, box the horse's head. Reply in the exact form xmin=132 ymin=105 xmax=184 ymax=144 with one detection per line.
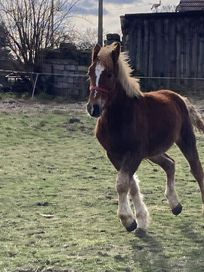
xmin=87 ymin=42 xmax=121 ymax=118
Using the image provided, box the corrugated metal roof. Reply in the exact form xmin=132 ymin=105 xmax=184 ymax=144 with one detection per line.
xmin=177 ymin=0 xmax=204 ymax=11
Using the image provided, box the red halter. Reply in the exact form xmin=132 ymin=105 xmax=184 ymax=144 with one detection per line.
xmin=89 ymin=86 xmax=109 ymax=96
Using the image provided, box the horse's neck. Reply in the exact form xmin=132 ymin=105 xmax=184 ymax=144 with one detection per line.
xmin=106 ymin=82 xmax=134 ymax=117
xmin=112 ymin=82 xmax=128 ymax=106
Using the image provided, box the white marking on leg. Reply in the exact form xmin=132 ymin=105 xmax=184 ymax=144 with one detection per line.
xmin=165 ymin=181 xmax=179 ymax=209
xmin=116 ymin=171 xmax=135 ymax=228
xmin=95 ymin=63 xmax=105 ymax=87
xmin=130 ymin=174 xmax=150 ymax=230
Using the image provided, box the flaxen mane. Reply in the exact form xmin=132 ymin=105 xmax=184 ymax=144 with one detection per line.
xmin=117 ymin=52 xmax=143 ymax=98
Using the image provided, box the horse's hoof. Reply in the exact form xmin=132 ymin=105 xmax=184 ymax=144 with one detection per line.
xmin=172 ymin=203 xmax=182 ymax=215
xmin=135 ymin=228 xmax=146 ymax=238
xmin=126 ymin=220 xmax=137 ymax=232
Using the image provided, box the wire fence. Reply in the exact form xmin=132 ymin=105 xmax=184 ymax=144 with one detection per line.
xmin=0 ymin=69 xmax=88 ymax=99
xmin=0 ymin=68 xmax=204 ymax=99
xmin=139 ymin=76 xmax=204 ymax=96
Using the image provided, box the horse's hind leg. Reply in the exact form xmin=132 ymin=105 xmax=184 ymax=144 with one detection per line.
xmin=129 ymin=175 xmax=150 ymax=230
xmin=176 ymin=124 xmax=204 ymax=213
xmin=150 ymin=154 xmax=182 ymax=215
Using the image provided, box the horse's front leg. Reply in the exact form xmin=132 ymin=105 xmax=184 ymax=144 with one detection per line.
xmin=108 ymin=152 xmax=144 ymax=231
xmin=116 ymin=170 xmax=137 ymax=232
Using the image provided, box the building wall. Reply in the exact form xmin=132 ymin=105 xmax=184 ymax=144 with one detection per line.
xmin=121 ymin=11 xmax=204 ymax=94
xmin=41 ymin=44 xmax=91 ymax=99
xmin=177 ymin=0 xmax=204 ymax=12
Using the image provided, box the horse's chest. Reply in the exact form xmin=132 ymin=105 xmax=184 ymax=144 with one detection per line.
xmin=96 ymin=114 xmax=137 ymax=152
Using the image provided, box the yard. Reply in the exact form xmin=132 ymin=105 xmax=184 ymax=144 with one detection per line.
xmin=0 ymin=96 xmax=204 ymax=272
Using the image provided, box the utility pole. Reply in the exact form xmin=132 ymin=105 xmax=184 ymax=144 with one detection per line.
xmin=98 ymin=0 xmax=103 ymax=46
xmin=51 ymin=0 xmax=54 ymax=48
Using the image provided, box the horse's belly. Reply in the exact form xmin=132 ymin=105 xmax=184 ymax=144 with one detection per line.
xmin=147 ymin=128 xmax=178 ymax=157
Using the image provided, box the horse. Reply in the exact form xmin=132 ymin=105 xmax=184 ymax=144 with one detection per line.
xmin=86 ymin=42 xmax=204 ymax=233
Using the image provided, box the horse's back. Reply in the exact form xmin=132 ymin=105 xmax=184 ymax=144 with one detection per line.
xmin=143 ymin=89 xmax=188 ymax=119
xmin=144 ymin=89 xmax=185 ymax=106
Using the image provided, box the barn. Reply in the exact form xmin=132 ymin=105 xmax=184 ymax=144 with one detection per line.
xmin=177 ymin=0 xmax=204 ymax=11
xmin=120 ymin=0 xmax=204 ymax=94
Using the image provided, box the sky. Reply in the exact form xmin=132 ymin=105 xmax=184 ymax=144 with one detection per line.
xmin=72 ymin=0 xmax=180 ymax=35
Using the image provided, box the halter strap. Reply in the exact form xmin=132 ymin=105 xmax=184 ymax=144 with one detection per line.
xmin=89 ymin=86 xmax=109 ymax=95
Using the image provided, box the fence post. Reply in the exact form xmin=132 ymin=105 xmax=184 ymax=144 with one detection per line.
xmin=31 ymin=73 xmax=39 ymax=99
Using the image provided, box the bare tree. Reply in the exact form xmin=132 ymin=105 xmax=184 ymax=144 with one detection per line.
xmin=0 ymin=22 xmax=14 ymax=69
xmin=75 ymin=28 xmax=98 ymax=50
xmin=0 ymin=0 xmax=80 ymax=71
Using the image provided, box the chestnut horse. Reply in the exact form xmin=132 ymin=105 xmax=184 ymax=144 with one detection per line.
xmin=87 ymin=42 xmax=204 ymax=233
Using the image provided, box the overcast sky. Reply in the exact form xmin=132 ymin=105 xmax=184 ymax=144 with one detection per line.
xmin=72 ymin=0 xmax=180 ymax=34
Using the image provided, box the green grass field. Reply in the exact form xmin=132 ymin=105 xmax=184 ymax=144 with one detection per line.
xmin=0 ymin=98 xmax=204 ymax=272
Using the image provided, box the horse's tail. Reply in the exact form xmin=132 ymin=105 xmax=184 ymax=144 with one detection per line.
xmin=183 ymin=97 xmax=204 ymax=133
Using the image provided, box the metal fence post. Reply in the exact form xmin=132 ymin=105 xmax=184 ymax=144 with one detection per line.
xmin=31 ymin=73 xmax=39 ymax=99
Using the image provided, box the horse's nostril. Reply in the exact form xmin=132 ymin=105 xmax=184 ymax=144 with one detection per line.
xmin=87 ymin=103 xmax=102 ymax=118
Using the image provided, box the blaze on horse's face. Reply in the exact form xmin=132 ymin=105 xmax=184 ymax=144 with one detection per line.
xmin=87 ymin=42 xmax=121 ymax=118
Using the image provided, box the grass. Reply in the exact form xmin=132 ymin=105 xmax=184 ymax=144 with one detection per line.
xmin=0 ymin=98 xmax=203 ymax=272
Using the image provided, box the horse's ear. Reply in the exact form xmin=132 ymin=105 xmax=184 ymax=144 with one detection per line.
xmin=112 ymin=42 xmax=121 ymax=63
xmin=92 ymin=44 xmax=101 ymax=61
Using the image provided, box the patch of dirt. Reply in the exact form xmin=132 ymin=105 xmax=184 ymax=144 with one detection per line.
xmin=0 ymin=98 xmax=87 ymax=114
xmin=0 ymin=96 xmax=202 ymax=116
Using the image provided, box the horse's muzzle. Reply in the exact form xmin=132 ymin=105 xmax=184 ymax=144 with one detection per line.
xmin=87 ymin=103 xmax=102 ymax=118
